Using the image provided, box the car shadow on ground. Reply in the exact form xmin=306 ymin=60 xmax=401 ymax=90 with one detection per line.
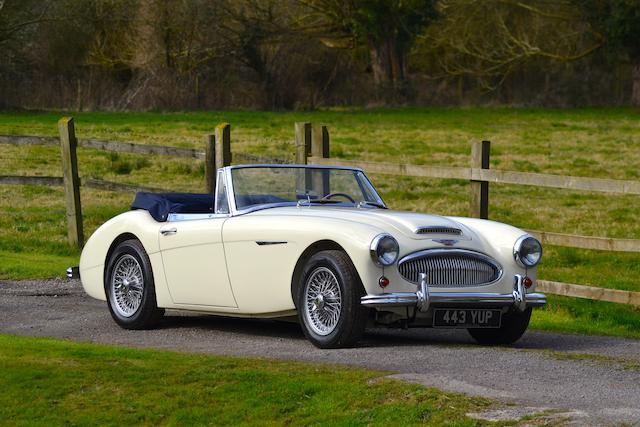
xmin=159 ymin=313 xmax=307 ymax=340
xmin=156 ymin=312 xmax=629 ymax=353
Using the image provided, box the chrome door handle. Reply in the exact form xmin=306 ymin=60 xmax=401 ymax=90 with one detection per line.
xmin=160 ymin=228 xmax=177 ymax=235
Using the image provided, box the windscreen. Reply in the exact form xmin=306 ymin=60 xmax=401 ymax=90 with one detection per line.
xmin=231 ymin=166 xmax=384 ymax=211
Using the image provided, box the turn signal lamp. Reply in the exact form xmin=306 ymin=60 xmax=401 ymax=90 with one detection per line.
xmin=378 ymin=276 xmax=390 ymax=288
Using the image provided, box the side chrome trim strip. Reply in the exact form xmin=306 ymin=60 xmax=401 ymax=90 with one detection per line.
xmin=255 ymin=241 xmax=288 ymax=246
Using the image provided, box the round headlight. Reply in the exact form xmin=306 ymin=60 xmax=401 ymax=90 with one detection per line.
xmin=370 ymin=234 xmax=399 ymax=266
xmin=513 ymin=235 xmax=542 ymax=267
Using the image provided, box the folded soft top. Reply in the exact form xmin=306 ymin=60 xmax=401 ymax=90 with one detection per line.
xmin=131 ymin=192 xmax=214 ymax=222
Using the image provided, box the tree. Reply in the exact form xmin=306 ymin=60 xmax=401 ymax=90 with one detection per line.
xmin=301 ymin=0 xmax=438 ymax=90
xmin=575 ymin=0 xmax=640 ymax=106
xmin=0 ymin=0 xmax=51 ymax=45
xmin=415 ymin=0 xmax=602 ymax=92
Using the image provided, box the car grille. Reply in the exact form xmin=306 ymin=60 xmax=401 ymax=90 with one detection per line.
xmin=398 ymin=249 xmax=502 ymax=287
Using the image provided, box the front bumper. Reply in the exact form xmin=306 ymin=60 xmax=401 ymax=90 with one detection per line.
xmin=66 ymin=266 xmax=80 ymax=279
xmin=361 ymin=274 xmax=546 ymax=312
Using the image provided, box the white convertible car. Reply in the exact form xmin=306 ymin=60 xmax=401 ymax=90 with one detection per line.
xmin=73 ymin=164 xmax=546 ymax=348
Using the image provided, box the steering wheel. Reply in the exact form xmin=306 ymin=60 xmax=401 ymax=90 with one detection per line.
xmin=321 ymin=192 xmax=356 ymax=203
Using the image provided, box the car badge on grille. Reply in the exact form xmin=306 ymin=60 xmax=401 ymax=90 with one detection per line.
xmin=433 ymin=239 xmax=459 ymax=246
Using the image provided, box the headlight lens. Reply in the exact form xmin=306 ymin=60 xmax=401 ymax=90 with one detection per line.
xmin=513 ymin=236 xmax=542 ymax=267
xmin=370 ymin=234 xmax=399 ymax=266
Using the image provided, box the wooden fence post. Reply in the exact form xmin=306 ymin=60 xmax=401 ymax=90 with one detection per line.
xmin=295 ymin=122 xmax=311 ymax=165
xmin=205 ymin=134 xmax=216 ymax=193
xmin=58 ymin=117 xmax=84 ymax=248
xmin=215 ymin=123 xmax=231 ymax=170
xmin=470 ymin=140 xmax=490 ymax=219
xmin=311 ymin=125 xmax=330 ymax=159
xmin=311 ymin=125 xmax=330 ymax=194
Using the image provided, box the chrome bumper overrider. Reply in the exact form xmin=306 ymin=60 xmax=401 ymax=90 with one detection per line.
xmin=361 ymin=274 xmax=546 ymax=312
xmin=66 ymin=266 xmax=80 ymax=279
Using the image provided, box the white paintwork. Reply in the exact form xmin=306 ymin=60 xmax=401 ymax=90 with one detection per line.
xmin=79 ymin=165 xmax=539 ymax=319
xmin=159 ymin=218 xmax=237 ymax=307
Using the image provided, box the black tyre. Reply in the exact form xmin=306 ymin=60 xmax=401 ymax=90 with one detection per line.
xmin=467 ymin=307 xmax=532 ymax=345
xmin=296 ymin=250 xmax=368 ymax=349
xmin=105 ymin=239 xmax=164 ymax=329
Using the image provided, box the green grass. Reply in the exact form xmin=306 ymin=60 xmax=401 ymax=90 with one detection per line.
xmin=1 ymin=107 xmax=639 ymax=338
xmin=531 ymin=295 xmax=640 ymax=339
xmin=0 ymin=334 xmax=503 ymax=426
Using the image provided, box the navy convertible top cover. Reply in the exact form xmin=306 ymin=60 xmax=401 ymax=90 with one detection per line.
xmin=131 ymin=192 xmax=214 ymax=222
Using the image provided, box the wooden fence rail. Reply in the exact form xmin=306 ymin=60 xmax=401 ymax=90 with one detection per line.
xmin=526 ymin=230 xmax=640 ymax=253
xmin=0 ymin=175 xmax=169 ymax=193
xmin=0 ymin=135 xmax=58 ymax=145
xmin=0 ymin=134 xmax=206 ymax=158
xmin=537 ymin=281 xmax=640 ymax=306
xmin=2 ymin=119 xmax=640 ymax=306
xmin=307 ymin=157 xmax=640 ymax=196
xmin=0 ymin=175 xmax=64 ymax=186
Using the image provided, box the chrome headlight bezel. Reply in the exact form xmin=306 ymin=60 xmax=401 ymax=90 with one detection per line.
xmin=513 ymin=235 xmax=542 ymax=268
xmin=370 ymin=234 xmax=399 ymax=267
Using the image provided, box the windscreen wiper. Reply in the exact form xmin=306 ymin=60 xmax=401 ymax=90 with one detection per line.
xmin=358 ymin=201 xmax=387 ymax=209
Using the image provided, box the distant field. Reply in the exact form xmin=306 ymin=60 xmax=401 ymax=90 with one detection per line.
xmin=1 ymin=108 xmax=639 ymax=337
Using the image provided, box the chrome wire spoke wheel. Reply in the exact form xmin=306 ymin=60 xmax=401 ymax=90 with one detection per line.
xmin=304 ymin=267 xmax=342 ymax=336
xmin=110 ymin=254 xmax=144 ymax=318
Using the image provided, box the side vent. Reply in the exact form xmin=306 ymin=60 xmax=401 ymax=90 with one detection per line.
xmin=415 ymin=226 xmax=462 ymax=235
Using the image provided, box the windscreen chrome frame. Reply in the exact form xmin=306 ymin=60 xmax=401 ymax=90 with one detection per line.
xmin=223 ymin=164 xmax=387 ymax=216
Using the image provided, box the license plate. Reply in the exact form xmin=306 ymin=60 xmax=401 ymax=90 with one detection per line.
xmin=433 ymin=309 xmax=501 ymax=328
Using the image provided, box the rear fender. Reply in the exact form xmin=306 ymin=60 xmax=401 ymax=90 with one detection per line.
xmin=78 ymin=210 xmax=170 ymax=304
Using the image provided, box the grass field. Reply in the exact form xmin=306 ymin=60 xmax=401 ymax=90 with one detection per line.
xmin=0 ymin=334 xmax=507 ymax=426
xmin=1 ymin=107 xmax=639 ymax=338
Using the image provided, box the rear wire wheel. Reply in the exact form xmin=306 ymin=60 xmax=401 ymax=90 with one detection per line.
xmin=105 ymin=239 xmax=164 ymax=329
xmin=297 ymin=250 xmax=368 ymax=348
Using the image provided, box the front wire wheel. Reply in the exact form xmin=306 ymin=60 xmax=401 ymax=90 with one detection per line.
xmin=303 ymin=267 xmax=342 ymax=336
xmin=297 ymin=250 xmax=369 ymax=348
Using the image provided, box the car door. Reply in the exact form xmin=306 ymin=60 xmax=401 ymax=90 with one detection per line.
xmin=158 ymin=172 xmax=237 ymax=308
xmin=158 ymin=217 xmax=237 ymax=307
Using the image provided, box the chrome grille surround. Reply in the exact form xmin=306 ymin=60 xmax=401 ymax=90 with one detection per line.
xmin=398 ymin=249 xmax=503 ymax=287
xmin=415 ymin=226 xmax=462 ymax=235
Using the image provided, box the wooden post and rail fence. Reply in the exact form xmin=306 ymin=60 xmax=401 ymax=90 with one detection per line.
xmin=2 ymin=118 xmax=640 ymax=306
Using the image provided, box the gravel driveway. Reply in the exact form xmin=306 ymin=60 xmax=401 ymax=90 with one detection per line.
xmin=2 ymin=279 xmax=640 ymax=425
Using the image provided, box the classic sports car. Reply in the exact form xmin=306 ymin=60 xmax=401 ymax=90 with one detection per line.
xmin=74 ymin=164 xmax=546 ymax=348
